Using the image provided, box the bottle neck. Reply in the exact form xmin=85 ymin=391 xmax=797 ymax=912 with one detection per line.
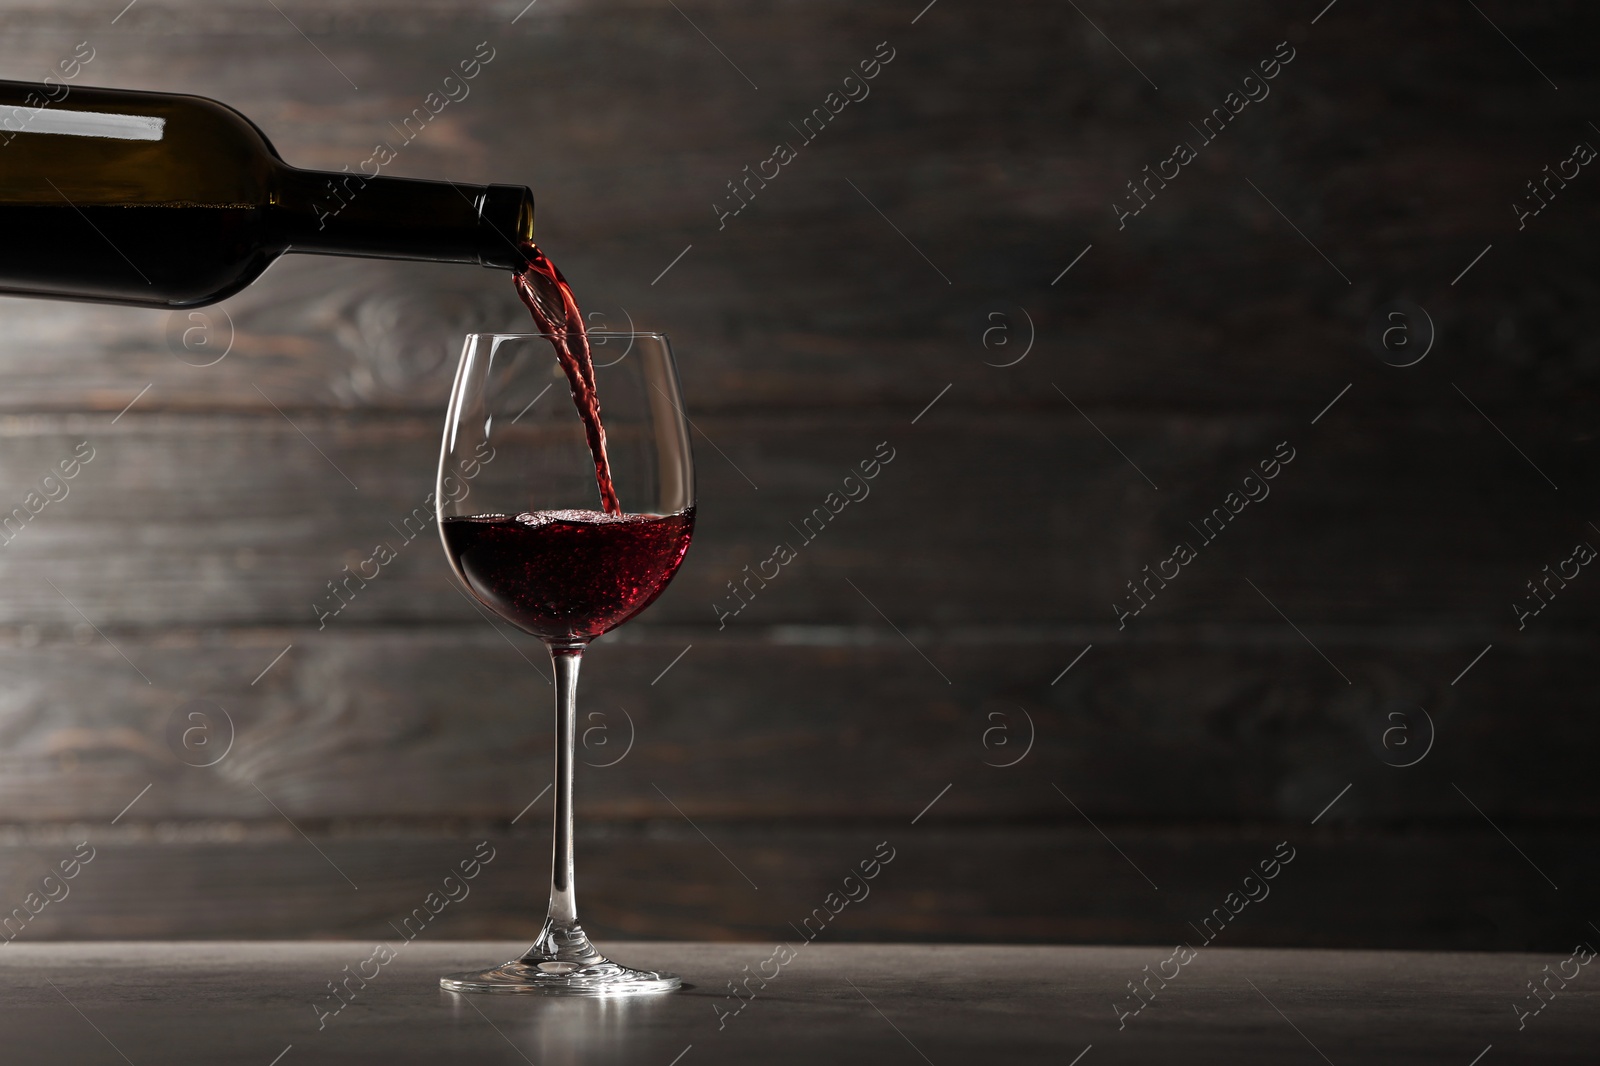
xmin=273 ymin=167 xmax=533 ymax=269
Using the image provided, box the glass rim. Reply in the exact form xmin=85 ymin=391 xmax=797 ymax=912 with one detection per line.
xmin=465 ymin=331 xmax=668 ymax=341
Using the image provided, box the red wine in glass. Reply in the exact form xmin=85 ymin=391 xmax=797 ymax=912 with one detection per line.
xmin=441 ymin=509 xmax=694 ymax=643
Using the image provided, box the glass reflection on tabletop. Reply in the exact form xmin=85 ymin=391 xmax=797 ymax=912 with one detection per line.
xmin=442 ymin=986 xmax=675 ymax=1065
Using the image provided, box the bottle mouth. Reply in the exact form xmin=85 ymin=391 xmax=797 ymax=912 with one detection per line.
xmin=476 ymin=184 xmax=535 ymax=269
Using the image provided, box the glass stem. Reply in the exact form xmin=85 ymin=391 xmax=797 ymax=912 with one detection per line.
xmin=527 ymin=643 xmax=602 ymax=966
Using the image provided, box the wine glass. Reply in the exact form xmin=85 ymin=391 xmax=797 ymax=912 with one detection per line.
xmin=436 ymin=332 xmax=694 ymax=995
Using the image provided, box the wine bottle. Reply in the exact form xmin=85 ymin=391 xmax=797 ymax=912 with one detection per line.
xmin=0 ymin=79 xmax=535 ymax=308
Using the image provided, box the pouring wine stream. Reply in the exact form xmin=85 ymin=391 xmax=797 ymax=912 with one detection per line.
xmin=513 ymin=243 xmax=620 ymax=515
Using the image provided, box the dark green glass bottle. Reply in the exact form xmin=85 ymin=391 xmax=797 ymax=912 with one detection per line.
xmin=0 ymin=79 xmax=535 ymax=308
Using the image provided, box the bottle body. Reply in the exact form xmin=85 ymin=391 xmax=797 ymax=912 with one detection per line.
xmin=0 ymin=80 xmax=533 ymax=308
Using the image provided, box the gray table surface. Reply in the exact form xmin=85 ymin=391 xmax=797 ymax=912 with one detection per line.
xmin=0 ymin=942 xmax=1592 ymax=1064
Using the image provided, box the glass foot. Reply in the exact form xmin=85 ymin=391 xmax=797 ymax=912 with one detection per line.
xmin=446 ymin=919 xmax=678 ymax=995
xmin=441 ymin=957 xmax=680 ymax=996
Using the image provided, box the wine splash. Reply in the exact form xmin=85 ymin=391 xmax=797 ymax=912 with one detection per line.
xmin=513 ymin=243 xmax=620 ymax=515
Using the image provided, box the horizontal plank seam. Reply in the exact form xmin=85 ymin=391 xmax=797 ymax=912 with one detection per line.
xmin=0 ymin=818 xmax=1592 ymax=841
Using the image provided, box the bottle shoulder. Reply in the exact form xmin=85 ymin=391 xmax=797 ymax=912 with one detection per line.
xmin=0 ymin=80 xmax=282 ymax=205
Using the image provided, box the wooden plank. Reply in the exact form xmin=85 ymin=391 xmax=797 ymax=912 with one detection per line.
xmin=0 ymin=0 xmax=1590 ymax=958
xmin=0 ymin=2 xmax=1588 ymax=417
xmin=0 ymin=824 xmax=1591 ymax=950
xmin=0 ymin=412 xmax=1591 ymax=627
xmin=0 ymin=628 xmax=1591 ymax=822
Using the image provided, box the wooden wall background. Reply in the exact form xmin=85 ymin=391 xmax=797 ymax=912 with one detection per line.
xmin=0 ymin=0 xmax=1595 ymax=950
